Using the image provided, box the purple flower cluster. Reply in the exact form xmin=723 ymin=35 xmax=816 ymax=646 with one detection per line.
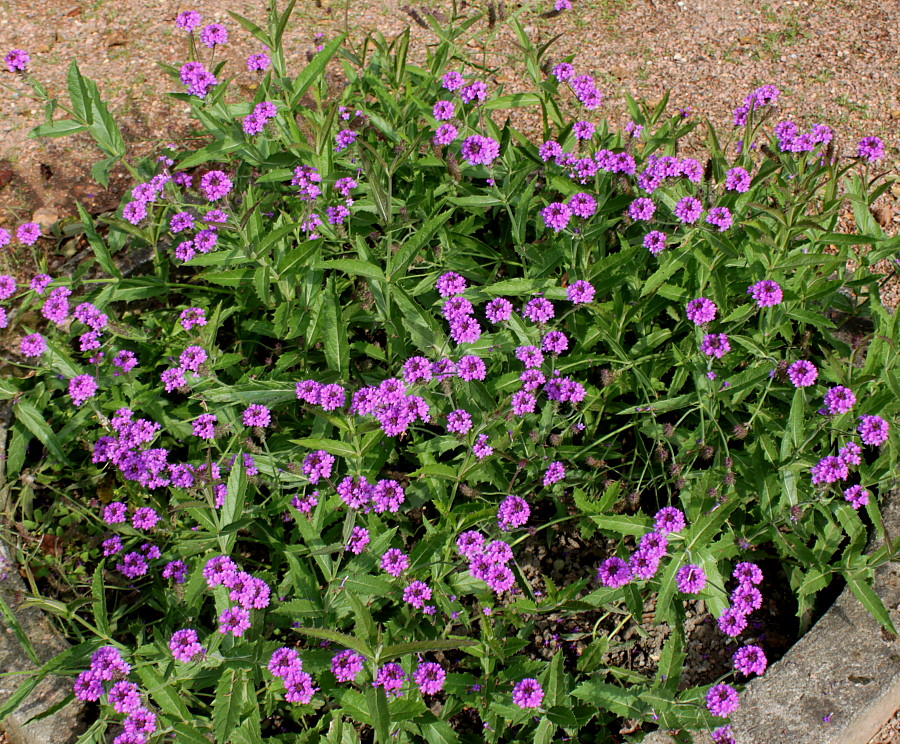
xmin=686 ymin=297 xmax=717 ymax=325
xmin=374 ymin=662 xmax=408 ymax=697
xmin=568 ymin=73 xmax=603 ymax=109
xmin=73 ymin=646 xmax=132 ymax=702
xmin=733 ymin=644 xmax=767 ymax=676
xmin=858 ymin=415 xmax=889 ymax=446
xmin=5 ymin=49 xmax=29 ymax=73
xmin=457 ymin=531 xmax=516 ymax=593
xmin=716 ymin=561 xmax=764 ymax=637
xmin=823 ymin=385 xmax=856 ymax=415
xmin=512 ymin=678 xmax=544 ymax=708
xmin=332 ymin=649 xmax=366 ymax=683
xmin=748 ymin=279 xmax=783 ymax=307
xmin=269 ymin=648 xmax=317 ymax=704
xmin=291 ymin=164 xmax=322 ymax=201
xmin=497 ymin=495 xmax=530 ymax=530
xmin=180 ymin=61 xmax=218 ymax=98
xmin=732 ymin=84 xmax=780 ymax=126
xmin=636 ymin=155 xmax=703 ymax=192
xmin=674 ymin=196 xmax=703 ymax=224
xmin=706 ymin=683 xmax=740 ymax=717
xmin=169 ymin=629 xmax=205 ymax=662
xmin=296 ymin=379 xmax=347 ymax=410
xmin=243 ymin=101 xmax=278 ymax=135
xmin=246 ymin=51 xmax=271 ymax=72
xmin=460 ymin=135 xmax=500 ymax=166
xmin=347 ymin=378 xmax=429 ymax=436
xmin=725 ymin=167 xmax=751 ymax=192
xmin=413 ymin=662 xmax=446 ymax=695
xmin=857 ymin=136 xmax=885 ymax=162
xmin=301 ymin=450 xmax=334 ymax=484
xmin=381 ymin=548 xmax=410 ymax=577
xmin=676 ymin=564 xmax=707 ymax=594
xmin=700 ymin=333 xmax=730 ymax=359
xmin=199 ymin=23 xmax=228 ymax=48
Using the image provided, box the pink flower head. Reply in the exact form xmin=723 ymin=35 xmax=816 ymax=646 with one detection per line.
xmin=685 ymin=297 xmax=717 ymax=325
xmin=511 ymin=678 xmax=544 ymax=709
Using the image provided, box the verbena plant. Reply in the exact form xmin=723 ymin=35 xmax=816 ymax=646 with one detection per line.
xmin=1 ymin=2 xmax=899 ymax=743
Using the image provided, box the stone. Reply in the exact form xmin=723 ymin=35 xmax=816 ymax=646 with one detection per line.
xmin=30 ymin=208 xmax=58 ymax=230
xmin=0 ymin=544 xmax=86 ymax=744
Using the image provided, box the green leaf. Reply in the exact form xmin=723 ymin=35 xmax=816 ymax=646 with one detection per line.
xmin=322 ymin=276 xmax=350 ymax=379
xmin=90 ymin=564 xmax=110 ymax=638
xmin=381 ymin=638 xmax=477 ymax=660
xmin=389 ymin=209 xmax=454 ymax=280
xmin=29 ymin=119 xmax=87 ymax=138
xmin=316 ymin=258 xmax=385 ymax=280
xmin=136 ymin=665 xmax=192 ymax=720
xmin=571 ymin=680 xmax=644 ymax=718
xmin=419 ymin=719 xmax=460 ymax=744
xmin=213 ymin=669 xmax=248 ymax=744
xmin=291 ymin=437 xmax=357 ymax=459
xmin=365 ymin=686 xmax=391 ymax=744
xmin=846 ymin=573 xmax=897 ymax=634
xmin=0 ymin=595 xmax=40 ymax=665
xmin=290 ymin=35 xmax=346 ymax=108
xmin=76 ymin=202 xmax=121 ymax=278
xmin=14 ymin=400 xmax=70 ymax=465
xmin=291 ymin=627 xmax=373 ymax=659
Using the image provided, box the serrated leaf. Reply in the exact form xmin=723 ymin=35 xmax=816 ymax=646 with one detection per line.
xmin=571 ymin=680 xmax=644 ymax=718
xmin=14 ymin=400 xmax=70 ymax=465
xmin=213 ymin=669 xmax=247 ymax=744
xmin=846 ymin=573 xmax=897 ymax=634
xmin=291 ymin=627 xmax=373 ymax=659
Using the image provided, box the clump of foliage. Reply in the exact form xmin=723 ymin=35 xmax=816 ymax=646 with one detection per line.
xmin=0 ymin=2 xmax=898 ymax=743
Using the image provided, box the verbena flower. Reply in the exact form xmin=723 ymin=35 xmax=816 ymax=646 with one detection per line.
xmin=654 ymin=507 xmax=686 ymax=533
xmin=218 ymin=607 xmax=251 ymax=637
xmin=132 ymin=507 xmax=159 ymax=530
xmin=347 ymin=526 xmax=370 ymax=554
xmin=639 ymin=531 xmax=669 ymax=559
xmin=433 ymin=101 xmax=455 ymax=120
xmin=199 ymin=170 xmax=232 ymax=201
xmin=823 ymin=385 xmax=856 ymax=415
xmin=523 ymin=297 xmax=554 ymax=324
xmin=628 ymin=197 xmax=655 ymax=221
xmin=199 ymin=23 xmax=228 ymax=48
xmin=460 ymin=135 xmax=500 ymax=166
xmin=179 ymin=61 xmax=217 ymax=97
xmin=497 ymin=495 xmax=530 ymax=530
xmin=243 ymin=404 xmax=272 ymax=428
xmin=843 ymin=484 xmax=870 ymax=509
xmin=334 ymin=129 xmax=358 ymax=152
xmin=569 ymin=192 xmax=597 ymax=218
xmin=5 ymin=49 xmax=29 ymax=73
xmin=724 ymin=167 xmax=751 ymax=192
xmin=858 ymin=415 xmax=889 ymax=446
xmin=676 ymin=564 xmax=707 ymax=594
xmin=301 ymin=450 xmax=334 ymax=484
xmin=485 ymin=297 xmax=513 ymax=322
xmin=712 ymin=725 xmax=737 ymax=744
xmin=787 ymin=359 xmax=817 ymax=387
xmin=170 ymin=629 xmax=205 ymax=662
xmin=700 ymin=333 xmax=730 ymax=358
xmin=552 ymin=63 xmax=574 ymax=81
xmin=441 ymin=71 xmax=464 ymax=90
xmin=543 ymin=461 xmax=565 ymax=486
xmin=748 ymin=279 xmax=782 ymax=307
xmin=566 ymin=280 xmax=595 ymax=303
xmin=433 ymin=123 xmax=458 ymax=146
xmin=597 ymin=556 xmax=632 ymax=588
xmin=810 ymin=455 xmax=849 ymax=485
xmin=705 ymin=206 xmax=733 ymax=231
xmin=731 ymin=583 xmax=762 ymax=614
xmin=511 ymin=391 xmax=536 ymax=416
xmin=459 ymin=80 xmax=487 ymax=104
xmin=685 ymin=297 xmax=717 ymax=325
xmin=20 ymin=333 xmax=46 ymax=357
xmin=332 ymin=650 xmax=366 ymax=682
xmin=30 ymin=274 xmax=51 ymax=294
xmin=108 ymin=681 xmax=142 ymax=714
xmin=706 ymin=684 xmax=740 ymax=717
xmin=838 ymin=441 xmax=862 ymax=467
xmin=717 ymin=608 xmax=748 ymax=637
xmin=644 ymin=230 xmax=667 ymax=254
xmin=674 ymin=197 xmax=702 ymax=224
xmin=734 ymin=561 xmax=763 ymax=585
xmin=68 ymin=374 xmax=98 ymax=406
xmin=541 ymin=202 xmax=571 ymax=232
xmin=175 ymin=11 xmax=201 ymax=30
xmin=413 ymin=662 xmax=446 ymax=695
xmin=473 ymin=434 xmax=493 ymax=459
xmin=283 ymin=669 xmax=317 ymax=704
xmin=17 ymin=222 xmax=41 ymax=245
xmin=90 ymin=646 xmax=131 ymax=681
xmin=457 ymin=355 xmax=486 ymax=381
xmin=246 ymin=52 xmax=270 ymax=72
xmin=374 ymin=663 xmax=407 ymax=696
xmin=435 ymin=271 xmax=466 ymax=297
xmin=446 ymin=409 xmax=472 ymax=434
xmin=511 ymin=678 xmax=544 ymax=709
xmin=572 ymin=120 xmax=594 ymax=140
xmin=733 ymin=644 xmax=767 ymax=676
xmin=857 ymin=136 xmax=885 ymax=162
xmin=381 ymin=548 xmax=410 ymax=577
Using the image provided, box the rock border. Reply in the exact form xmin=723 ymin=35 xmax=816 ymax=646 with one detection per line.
xmin=646 ymin=487 xmax=900 ymax=744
